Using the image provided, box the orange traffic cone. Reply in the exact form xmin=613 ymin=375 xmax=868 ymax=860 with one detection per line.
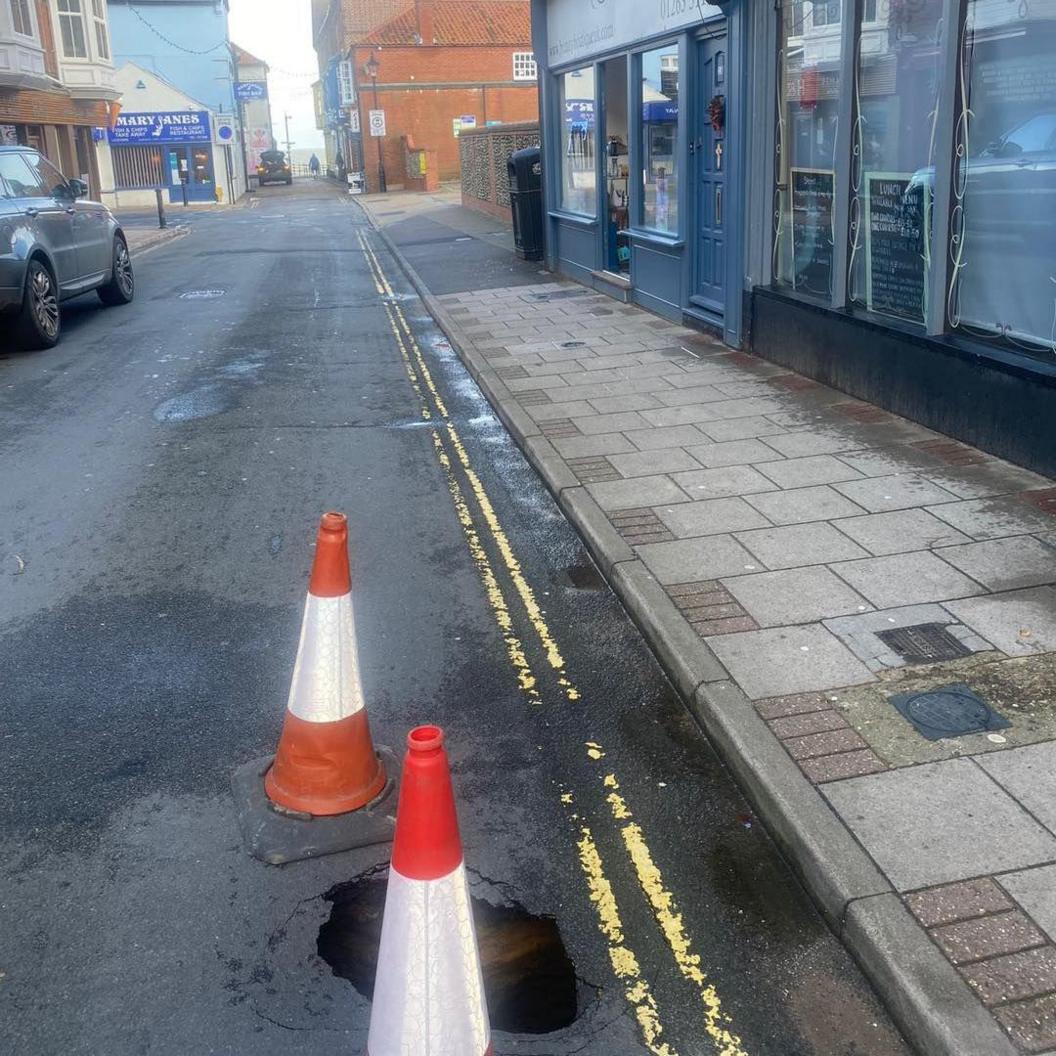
xmin=265 ymin=512 xmax=387 ymax=816
xmin=367 ymin=726 xmax=492 ymax=1056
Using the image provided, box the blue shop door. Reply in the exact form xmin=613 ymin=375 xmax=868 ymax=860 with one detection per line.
xmin=693 ymin=37 xmax=727 ymax=315
xmin=166 ymin=145 xmax=216 ymax=203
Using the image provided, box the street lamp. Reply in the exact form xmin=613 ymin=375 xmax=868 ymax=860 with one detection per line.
xmin=364 ymin=52 xmax=386 ymax=193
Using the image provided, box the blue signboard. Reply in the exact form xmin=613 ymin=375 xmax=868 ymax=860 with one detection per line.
xmin=235 ymin=81 xmax=267 ymax=102
xmin=323 ymin=58 xmax=340 ymax=127
xmin=642 ymin=101 xmax=679 ymax=123
xmin=108 ymin=111 xmax=211 ymax=145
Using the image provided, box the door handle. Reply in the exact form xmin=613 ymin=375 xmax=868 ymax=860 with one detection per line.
xmin=24 ymin=207 xmax=39 ymax=218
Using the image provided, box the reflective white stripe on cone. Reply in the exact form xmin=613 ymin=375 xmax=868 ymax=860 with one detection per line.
xmin=367 ymin=862 xmax=491 ymax=1056
xmin=286 ymin=591 xmax=363 ymax=723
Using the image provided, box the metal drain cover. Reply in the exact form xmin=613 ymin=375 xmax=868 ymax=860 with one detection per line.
xmin=877 ymin=623 xmax=972 ymax=663
xmin=888 ymin=682 xmax=1010 ymax=741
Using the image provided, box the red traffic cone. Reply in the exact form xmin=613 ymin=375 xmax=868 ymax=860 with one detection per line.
xmin=265 ymin=512 xmax=387 ymax=816
xmin=367 ymin=726 xmax=492 ymax=1056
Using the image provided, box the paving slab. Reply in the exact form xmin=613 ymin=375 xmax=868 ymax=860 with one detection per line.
xmin=929 ymin=497 xmax=1056 ymax=540
xmin=761 ymin=431 xmax=866 ymax=458
xmin=656 ymin=497 xmax=772 ymax=537
xmin=586 ymin=475 xmax=688 ymax=511
xmin=707 ymin=624 xmax=875 ymax=699
xmin=735 ymin=521 xmax=871 ymax=569
xmin=833 ymin=509 xmax=972 ymax=556
xmin=551 ymin=433 xmax=637 ymax=459
xmin=745 ymin=485 xmax=868 ymax=525
xmin=834 ymin=474 xmax=962 ymax=512
xmin=757 ymin=455 xmax=865 ymax=489
xmin=623 ymin=424 xmax=711 ymax=450
xmin=1000 ymin=865 xmax=1056 ymax=944
xmin=832 ymin=551 xmax=985 ymax=608
xmin=979 ymin=743 xmax=1056 ymax=836
xmin=722 ymin=566 xmax=872 ymax=627
xmin=936 ymin=536 xmax=1056 ymax=592
xmin=822 ymin=759 xmax=1056 ymax=891
xmin=945 ymin=587 xmax=1056 ymax=656
xmin=672 ymin=465 xmax=780 ymax=500
xmin=699 ymin=416 xmax=790 ymax=442
xmin=685 ymin=439 xmax=784 ymax=467
xmin=572 ymin=410 xmax=652 ymax=435
xmin=608 ymin=449 xmax=702 ymax=478
xmin=926 ymin=463 xmax=1055 ymax=499
xmin=636 ymin=534 xmax=765 ymax=585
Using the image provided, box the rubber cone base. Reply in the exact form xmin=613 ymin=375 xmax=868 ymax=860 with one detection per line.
xmin=231 ymin=746 xmax=399 ymax=865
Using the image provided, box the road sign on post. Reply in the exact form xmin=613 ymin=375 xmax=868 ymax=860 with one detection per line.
xmin=368 ymin=110 xmax=386 ymax=138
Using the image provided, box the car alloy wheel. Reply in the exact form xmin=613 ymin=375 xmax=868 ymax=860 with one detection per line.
xmin=114 ymin=240 xmax=134 ymax=298
xmin=30 ymin=265 xmax=59 ymax=340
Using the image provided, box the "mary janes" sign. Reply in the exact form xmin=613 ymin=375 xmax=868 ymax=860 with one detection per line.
xmin=108 ymin=111 xmax=211 ymax=145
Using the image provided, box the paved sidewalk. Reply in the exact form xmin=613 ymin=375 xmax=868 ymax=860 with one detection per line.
xmin=359 ymin=194 xmax=1056 ymax=1055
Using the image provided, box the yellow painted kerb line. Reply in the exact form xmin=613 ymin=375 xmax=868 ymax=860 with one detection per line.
xmin=604 ymin=774 xmax=749 ymax=1056
xmin=361 ymin=228 xmax=748 ymax=1056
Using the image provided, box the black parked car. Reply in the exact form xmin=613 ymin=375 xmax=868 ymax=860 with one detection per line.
xmin=0 ymin=146 xmax=134 ymax=350
xmin=257 ymin=150 xmax=293 ymax=186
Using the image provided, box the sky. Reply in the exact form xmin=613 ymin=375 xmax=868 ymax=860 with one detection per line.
xmin=228 ymin=0 xmax=323 ymax=151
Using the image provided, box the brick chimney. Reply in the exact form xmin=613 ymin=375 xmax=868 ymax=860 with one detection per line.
xmin=415 ymin=0 xmax=435 ymax=44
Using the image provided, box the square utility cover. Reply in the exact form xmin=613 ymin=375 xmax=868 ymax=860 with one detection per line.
xmin=888 ymin=682 xmax=1011 ymax=741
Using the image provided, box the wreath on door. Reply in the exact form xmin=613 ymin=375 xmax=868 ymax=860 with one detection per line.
xmin=708 ymin=95 xmax=726 ymax=133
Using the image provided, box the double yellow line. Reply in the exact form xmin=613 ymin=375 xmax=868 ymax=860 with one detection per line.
xmin=356 ymin=228 xmax=748 ymax=1056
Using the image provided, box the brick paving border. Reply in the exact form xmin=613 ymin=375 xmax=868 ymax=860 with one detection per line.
xmin=907 ymin=877 xmax=1056 ymax=1052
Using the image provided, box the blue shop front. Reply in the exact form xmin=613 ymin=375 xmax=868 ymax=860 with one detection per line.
xmin=534 ymin=0 xmax=1056 ymax=477
xmin=535 ymin=0 xmax=748 ymax=346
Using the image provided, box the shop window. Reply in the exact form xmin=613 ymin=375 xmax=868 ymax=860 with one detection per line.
xmin=640 ymin=44 xmax=679 ymax=235
xmin=90 ymin=0 xmax=109 ymax=60
xmin=848 ymin=0 xmax=945 ymax=324
xmin=949 ymin=0 xmax=1056 ymax=353
xmin=112 ymin=145 xmax=165 ymax=189
xmin=10 ymin=0 xmax=33 ymax=37
xmin=774 ymin=0 xmax=842 ymax=298
xmin=513 ymin=52 xmax=537 ymax=82
xmin=558 ymin=67 xmax=596 ymax=216
xmin=56 ymin=0 xmax=87 ymax=59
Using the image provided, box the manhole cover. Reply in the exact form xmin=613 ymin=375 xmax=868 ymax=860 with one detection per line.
xmin=876 ymin=623 xmax=972 ymax=663
xmin=179 ymin=289 xmax=225 ymax=300
xmin=318 ymin=872 xmax=578 ymax=1034
xmin=888 ymin=682 xmax=1011 ymax=741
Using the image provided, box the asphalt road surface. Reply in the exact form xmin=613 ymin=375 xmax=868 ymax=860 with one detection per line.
xmin=0 ymin=181 xmax=912 ymax=1055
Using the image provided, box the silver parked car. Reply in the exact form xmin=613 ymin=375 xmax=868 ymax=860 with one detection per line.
xmin=0 ymin=145 xmax=134 ymax=350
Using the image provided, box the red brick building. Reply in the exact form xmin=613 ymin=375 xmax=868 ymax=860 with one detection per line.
xmin=314 ymin=0 xmax=537 ymax=192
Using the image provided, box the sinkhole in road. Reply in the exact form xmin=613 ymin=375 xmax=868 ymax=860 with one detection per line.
xmin=317 ymin=872 xmax=579 ymax=1034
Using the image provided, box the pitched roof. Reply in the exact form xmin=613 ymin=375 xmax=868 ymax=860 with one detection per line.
xmin=232 ymin=43 xmax=269 ymax=70
xmin=364 ymin=1 xmax=531 ymax=46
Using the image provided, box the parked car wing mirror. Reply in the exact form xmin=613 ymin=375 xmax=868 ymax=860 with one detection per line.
xmin=66 ymin=178 xmax=88 ymax=199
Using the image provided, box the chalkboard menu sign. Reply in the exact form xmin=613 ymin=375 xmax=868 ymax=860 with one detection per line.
xmin=790 ymin=168 xmax=835 ymax=297
xmin=865 ymin=172 xmax=928 ymax=322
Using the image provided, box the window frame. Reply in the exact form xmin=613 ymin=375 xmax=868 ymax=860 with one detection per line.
xmin=554 ymin=64 xmax=597 ymax=219
xmin=636 ymin=40 xmax=683 ymax=237
xmin=9 ymin=0 xmax=34 ymax=38
xmin=56 ymin=0 xmax=88 ymax=59
xmin=90 ymin=0 xmax=109 ymax=60
xmin=513 ymin=52 xmax=538 ymax=82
